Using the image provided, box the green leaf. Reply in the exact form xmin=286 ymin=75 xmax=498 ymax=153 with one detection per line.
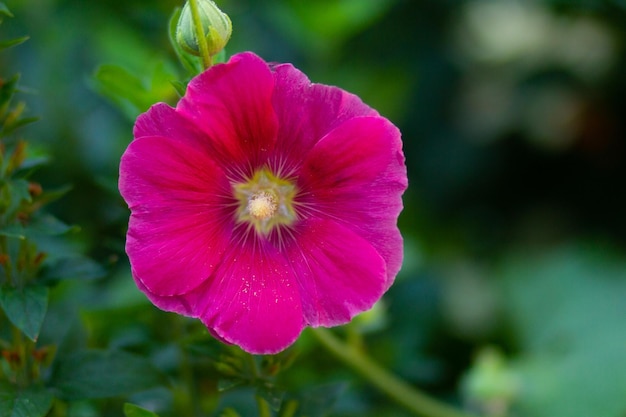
xmin=268 ymin=0 xmax=394 ymax=55
xmin=501 ymin=245 xmax=626 ymax=417
xmin=92 ymin=63 xmax=178 ymax=120
xmin=123 ymin=403 xmax=160 ymax=417
xmin=92 ymin=64 xmax=153 ymax=118
xmin=219 ymin=409 xmax=242 ymax=417
xmin=295 ymin=383 xmax=346 ymax=417
xmin=41 ymin=257 xmax=106 ymax=282
xmin=0 ymin=3 xmax=12 ymax=17
xmin=2 ymin=178 xmax=31 ymax=218
xmin=0 ymin=214 xmax=74 ymax=239
xmin=1 ymin=115 xmax=37 ymax=135
xmin=50 ymin=350 xmax=166 ymax=400
xmin=0 ymin=382 xmax=54 ymax=417
xmin=256 ymin=384 xmax=284 ymax=412
xmin=0 ymin=284 xmax=49 ymax=341
xmin=0 ymin=36 xmax=29 ymax=51
xmin=0 ymin=74 xmax=18 ymax=107
xmin=18 ymin=155 xmax=50 ymax=171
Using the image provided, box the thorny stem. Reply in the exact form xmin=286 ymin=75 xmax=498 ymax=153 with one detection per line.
xmin=188 ymin=0 xmax=213 ymax=70
xmin=310 ymin=327 xmax=481 ymax=417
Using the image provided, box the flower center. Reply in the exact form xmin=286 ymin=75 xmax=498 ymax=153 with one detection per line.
xmin=233 ymin=168 xmax=297 ymax=235
xmin=247 ymin=191 xmax=277 ymax=220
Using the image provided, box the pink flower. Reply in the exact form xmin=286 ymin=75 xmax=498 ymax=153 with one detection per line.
xmin=119 ymin=52 xmax=407 ymax=354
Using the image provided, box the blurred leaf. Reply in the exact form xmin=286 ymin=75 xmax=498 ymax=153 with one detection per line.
xmin=0 ymin=382 xmax=54 ymax=417
xmin=269 ymin=0 xmax=395 ymax=55
xmin=0 ymin=284 xmax=48 ymax=341
xmin=41 ymin=256 xmax=106 ymax=282
xmin=35 ymin=215 xmax=74 ymax=237
xmin=25 ymin=214 xmax=74 ymax=236
xmin=295 ymin=383 xmax=346 ymax=417
xmin=1 ymin=115 xmax=37 ymax=135
xmin=0 ymin=3 xmax=12 ymax=17
xmin=93 ymin=64 xmax=154 ymax=118
xmin=18 ymin=155 xmax=50 ymax=171
xmin=92 ymin=63 xmax=178 ymax=120
xmin=0 ymin=74 xmax=18 ymax=110
xmin=0 ymin=36 xmax=29 ymax=51
xmin=0 ymin=214 xmax=75 ymax=239
xmin=256 ymin=384 xmax=284 ymax=412
xmin=217 ymin=378 xmax=244 ymax=392
xmin=123 ymin=403 xmax=160 ymax=417
xmin=31 ymin=185 xmax=72 ymax=208
xmin=170 ymin=80 xmax=187 ymax=97
xmin=219 ymin=408 xmax=242 ymax=417
xmin=501 ymin=245 xmax=626 ymax=417
xmin=50 ymin=349 xmax=166 ymax=400
xmin=2 ymin=178 xmax=31 ymax=218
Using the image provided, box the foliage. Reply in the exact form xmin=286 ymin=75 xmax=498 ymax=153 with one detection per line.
xmin=2 ymin=0 xmax=626 ymax=416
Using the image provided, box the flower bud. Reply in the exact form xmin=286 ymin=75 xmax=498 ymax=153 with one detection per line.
xmin=176 ymin=0 xmax=232 ymax=57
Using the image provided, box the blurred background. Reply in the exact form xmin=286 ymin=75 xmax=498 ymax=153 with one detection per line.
xmin=2 ymin=0 xmax=626 ymax=416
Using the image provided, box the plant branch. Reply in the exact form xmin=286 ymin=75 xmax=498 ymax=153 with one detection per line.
xmin=310 ymin=327 xmax=481 ymax=417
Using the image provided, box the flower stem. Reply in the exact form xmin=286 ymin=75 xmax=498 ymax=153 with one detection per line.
xmin=309 ymin=327 xmax=480 ymax=417
xmin=188 ymin=0 xmax=213 ymax=70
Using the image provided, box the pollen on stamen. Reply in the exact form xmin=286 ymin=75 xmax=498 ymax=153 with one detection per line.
xmin=248 ymin=191 xmax=277 ymax=220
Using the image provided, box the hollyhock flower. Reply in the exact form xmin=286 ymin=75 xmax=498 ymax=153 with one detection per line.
xmin=119 ymin=52 xmax=407 ymax=354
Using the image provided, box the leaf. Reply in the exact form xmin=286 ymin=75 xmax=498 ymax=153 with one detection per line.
xmin=123 ymin=403 xmax=160 ymax=417
xmin=0 ymin=284 xmax=49 ymax=341
xmin=2 ymin=178 xmax=31 ymax=218
xmin=0 ymin=74 xmax=18 ymax=107
xmin=256 ymin=383 xmax=284 ymax=412
xmin=50 ymin=349 xmax=166 ymax=400
xmin=0 ymin=36 xmax=29 ymax=51
xmin=1 ymin=114 xmax=37 ymax=135
xmin=92 ymin=64 xmax=153 ymax=118
xmin=219 ymin=409 xmax=242 ymax=417
xmin=18 ymin=155 xmax=50 ymax=171
xmin=295 ymin=383 xmax=346 ymax=417
xmin=501 ymin=244 xmax=626 ymax=417
xmin=217 ymin=378 xmax=244 ymax=392
xmin=0 ymin=382 xmax=54 ymax=417
xmin=268 ymin=0 xmax=394 ymax=55
xmin=92 ymin=63 xmax=178 ymax=120
xmin=41 ymin=256 xmax=106 ymax=282
xmin=0 ymin=3 xmax=12 ymax=17
xmin=0 ymin=214 xmax=76 ymax=239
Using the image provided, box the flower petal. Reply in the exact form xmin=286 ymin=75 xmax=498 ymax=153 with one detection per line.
xmin=289 ymin=218 xmax=388 ymax=326
xmin=120 ymin=135 xmax=234 ymax=296
xmin=297 ymin=116 xmax=407 ymax=287
xmin=178 ymin=52 xmax=278 ymax=177
xmin=198 ymin=241 xmax=304 ymax=355
xmin=134 ymin=102 xmax=206 ymax=147
xmin=269 ymin=63 xmax=378 ymax=176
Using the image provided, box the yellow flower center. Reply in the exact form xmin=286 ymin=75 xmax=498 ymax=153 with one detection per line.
xmin=247 ymin=191 xmax=277 ymax=220
xmin=234 ymin=169 xmax=297 ymax=235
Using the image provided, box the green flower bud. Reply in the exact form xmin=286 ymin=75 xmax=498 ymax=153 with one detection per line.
xmin=176 ymin=0 xmax=232 ymax=57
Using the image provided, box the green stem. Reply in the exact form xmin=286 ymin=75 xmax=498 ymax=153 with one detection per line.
xmin=310 ymin=328 xmax=480 ymax=417
xmin=188 ymin=0 xmax=213 ymax=70
xmin=175 ymin=318 xmax=197 ymax=417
